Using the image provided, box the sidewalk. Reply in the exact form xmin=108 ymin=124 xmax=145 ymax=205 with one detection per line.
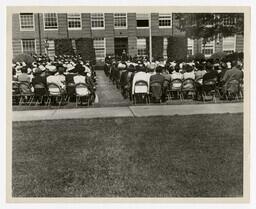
xmin=13 ymin=103 xmax=243 ymax=122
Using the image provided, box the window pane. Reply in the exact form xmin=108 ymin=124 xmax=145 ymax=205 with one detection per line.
xmin=137 ymin=38 xmax=147 ymax=56
xmin=93 ymin=38 xmax=105 ymax=60
xmin=20 ymin=13 xmax=34 ymax=30
xmin=44 ymin=13 xmax=58 ymax=29
xmin=91 ymin=13 xmax=104 ymax=28
xmin=136 ymin=13 xmax=149 ymax=27
xmin=22 ymin=39 xmax=36 ymax=54
xmin=223 ymin=36 xmax=235 ymax=53
xmin=159 ymin=13 xmax=172 ymax=27
xmin=114 ymin=13 xmax=126 ymax=28
xmin=67 ymin=13 xmax=81 ymax=29
xmin=137 ymin=20 xmax=149 ymax=27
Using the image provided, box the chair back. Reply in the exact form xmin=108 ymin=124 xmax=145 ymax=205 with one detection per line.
xmin=47 ymin=83 xmax=61 ymax=96
xmin=12 ymin=81 xmax=20 ymax=95
xmin=75 ymin=83 xmax=91 ymax=96
xmin=226 ymin=79 xmax=240 ymax=94
xmin=182 ymin=78 xmax=195 ymax=91
xmin=134 ymin=80 xmax=148 ymax=94
xmin=195 ymin=77 xmax=203 ymax=85
xmin=34 ymin=82 xmax=47 ymax=96
xmin=170 ymin=79 xmax=183 ymax=90
xmin=19 ymin=81 xmax=32 ymax=94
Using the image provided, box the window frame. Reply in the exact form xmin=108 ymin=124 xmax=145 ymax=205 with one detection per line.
xmin=201 ymin=40 xmax=215 ymax=57
xmin=113 ymin=13 xmax=127 ymax=29
xmin=137 ymin=37 xmax=147 ymax=56
xmin=19 ymin=13 xmax=35 ymax=31
xmin=21 ymin=39 xmax=37 ymax=54
xmin=136 ymin=13 xmax=149 ymax=29
xmin=158 ymin=13 xmax=172 ymax=28
xmin=187 ymin=38 xmax=194 ymax=56
xmin=91 ymin=13 xmax=105 ymax=30
xmin=222 ymin=35 xmax=236 ymax=54
xmin=67 ymin=13 xmax=82 ymax=30
xmin=43 ymin=13 xmax=58 ymax=31
xmin=93 ymin=38 xmax=106 ymax=60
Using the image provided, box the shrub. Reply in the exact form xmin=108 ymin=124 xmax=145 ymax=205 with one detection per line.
xmin=12 ymin=54 xmax=34 ymax=65
xmin=75 ymin=38 xmax=96 ymax=65
xmin=54 ymin=39 xmax=74 ymax=55
xmin=167 ymin=37 xmax=187 ymax=61
xmin=193 ymin=52 xmax=205 ymax=61
xmin=224 ymin=52 xmax=244 ymax=62
xmin=210 ymin=51 xmax=227 ymax=61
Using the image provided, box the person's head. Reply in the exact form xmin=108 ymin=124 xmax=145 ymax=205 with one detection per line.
xmin=185 ymin=64 xmax=193 ymax=73
xmin=57 ymin=65 xmax=65 ymax=75
xmin=155 ymin=66 xmax=163 ymax=74
xmin=206 ymin=62 xmax=213 ymax=72
xmin=174 ymin=64 xmax=180 ymax=73
xmin=34 ymin=68 xmax=42 ymax=76
xmin=231 ymin=60 xmax=238 ymax=68
xmin=21 ymin=66 xmax=28 ymax=74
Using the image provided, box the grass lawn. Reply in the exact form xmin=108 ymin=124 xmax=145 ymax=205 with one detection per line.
xmin=12 ymin=113 xmax=243 ymax=197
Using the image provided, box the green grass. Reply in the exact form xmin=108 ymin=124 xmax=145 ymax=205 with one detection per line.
xmin=12 ymin=114 xmax=243 ymax=197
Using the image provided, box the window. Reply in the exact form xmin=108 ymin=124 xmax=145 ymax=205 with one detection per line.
xmin=223 ymin=36 xmax=236 ymax=54
xmin=159 ymin=13 xmax=172 ymax=28
xmin=21 ymin=39 xmax=36 ymax=54
xmin=91 ymin=13 xmax=104 ymax=29
xmin=201 ymin=40 xmax=214 ymax=57
xmin=223 ymin=17 xmax=236 ymax=26
xmin=137 ymin=38 xmax=147 ymax=56
xmin=93 ymin=38 xmax=105 ymax=60
xmin=20 ymin=13 xmax=34 ymax=31
xmin=163 ymin=37 xmax=168 ymax=59
xmin=114 ymin=13 xmax=127 ymax=28
xmin=45 ymin=40 xmax=55 ymax=58
xmin=187 ymin=38 xmax=194 ymax=56
xmin=136 ymin=14 xmax=149 ymax=28
xmin=67 ymin=13 xmax=82 ymax=30
xmin=44 ymin=13 xmax=58 ymax=30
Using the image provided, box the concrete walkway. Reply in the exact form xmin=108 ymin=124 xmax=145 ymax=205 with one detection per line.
xmin=13 ymin=103 xmax=243 ymax=122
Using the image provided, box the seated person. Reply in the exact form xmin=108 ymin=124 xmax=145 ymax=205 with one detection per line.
xmin=183 ymin=64 xmax=195 ymax=80
xmin=46 ymin=65 xmax=65 ymax=92
xmin=17 ymin=66 xmax=30 ymax=83
xmin=132 ymin=65 xmax=151 ymax=95
xmin=150 ymin=66 xmax=165 ymax=102
xmin=171 ymin=65 xmax=183 ymax=80
xmin=221 ymin=60 xmax=243 ymax=96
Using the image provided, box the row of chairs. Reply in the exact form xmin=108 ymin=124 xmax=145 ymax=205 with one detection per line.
xmin=12 ymin=81 xmax=93 ymax=107
xmin=131 ymin=77 xmax=243 ymax=104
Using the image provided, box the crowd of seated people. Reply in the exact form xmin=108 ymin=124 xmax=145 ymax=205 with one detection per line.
xmin=104 ymin=55 xmax=244 ymax=103
xmin=12 ymin=54 xmax=97 ymax=106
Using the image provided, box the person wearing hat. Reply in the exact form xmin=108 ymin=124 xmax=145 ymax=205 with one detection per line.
xmin=17 ymin=66 xmax=30 ymax=83
xmin=183 ymin=64 xmax=195 ymax=80
xmin=32 ymin=68 xmax=47 ymax=94
xmin=47 ymin=65 xmax=66 ymax=92
xmin=132 ymin=64 xmax=151 ymax=95
xmin=149 ymin=66 xmax=165 ymax=102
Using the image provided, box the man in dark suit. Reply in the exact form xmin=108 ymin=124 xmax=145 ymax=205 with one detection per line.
xmin=150 ymin=66 xmax=165 ymax=102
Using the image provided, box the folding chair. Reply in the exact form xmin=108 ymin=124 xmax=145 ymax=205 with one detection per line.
xmin=168 ymin=79 xmax=183 ymax=101
xmin=182 ymin=78 xmax=196 ymax=100
xmin=18 ymin=81 xmax=34 ymax=105
xmin=225 ymin=79 xmax=241 ymax=101
xmin=12 ymin=81 xmax=20 ymax=105
xmin=31 ymin=83 xmax=48 ymax=106
xmin=150 ymin=81 xmax=163 ymax=103
xmin=202 ymin=79 xmax=218 ymax=103
xmin=75 ymin=83 xmax=91 ymax=107
xmin=46 ymin=83 xmax=65 ymax=107
xmin=133 ymin=80 xmax=149 ymax=105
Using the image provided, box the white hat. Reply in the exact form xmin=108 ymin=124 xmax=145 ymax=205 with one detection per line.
xmin=39 ymin=65 xmax=46 ymax=71
xmin=46 ymin=65 xmax=57 ymax=72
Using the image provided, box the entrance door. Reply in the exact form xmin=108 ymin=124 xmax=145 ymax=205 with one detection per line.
xmin=114 ymin=38 xmax=128 ymax=57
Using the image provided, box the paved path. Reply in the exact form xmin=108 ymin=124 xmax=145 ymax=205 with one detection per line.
xmin=13 ymin=103 xmax=243 ymax=122
xmin=95 ymin=71 xmax=131 ymax=107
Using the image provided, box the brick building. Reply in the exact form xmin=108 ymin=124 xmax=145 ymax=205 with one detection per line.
xmin=12 ymin=13 xmax=244 ymax=61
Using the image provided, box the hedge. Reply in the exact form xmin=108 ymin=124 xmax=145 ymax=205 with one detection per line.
xmin=152 ymin=36 xmax=163 ymax=60
xmin=210 ymin=51 xmax=227 ymax=61
xmin=12 ymin=54 xmax=34 ymax=65
xmin=167 ymin=36 xmax=187 ymax=61
xmin=75 ymin=38 xmax=96 ymax=64
xmin=54 ymin=39 xmax=74 ymax=56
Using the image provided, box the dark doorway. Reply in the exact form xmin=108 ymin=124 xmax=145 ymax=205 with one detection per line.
xmin=114 ymin=37 xmax=128 ymax=57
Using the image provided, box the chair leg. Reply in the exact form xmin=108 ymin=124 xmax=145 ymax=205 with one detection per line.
xmin=19 ymin=96 xmax=23 ymax=106
xmin=28 ymin=96 xmax=34 ymax=106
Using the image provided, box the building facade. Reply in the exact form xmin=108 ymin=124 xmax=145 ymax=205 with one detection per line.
xmin=12 ymin=13 xmax=244 ymax=61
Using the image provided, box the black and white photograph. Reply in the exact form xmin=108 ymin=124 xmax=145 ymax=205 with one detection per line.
xmin=6 ymin=5 xmax=250 ymax=202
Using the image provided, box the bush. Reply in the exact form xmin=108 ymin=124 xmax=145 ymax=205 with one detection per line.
xmin=224 ymin=52 xmax=244 ymax=62
xmin=167 ymin=37 xmax=187 ymax=61
xmin=152 ymin=36 xmax=163 ymax=60
xmin=54 ymin=39 xmax=74 ymax=55
xmin=12 ymin=54 xmax=34 ymax=65
xmin=193 ymin=53 xmax=205 ymax=61
xmin=210 ymin=51 xmax=227 ymax=61
xmin=75 ymin=38 xmax=96 ymax=65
